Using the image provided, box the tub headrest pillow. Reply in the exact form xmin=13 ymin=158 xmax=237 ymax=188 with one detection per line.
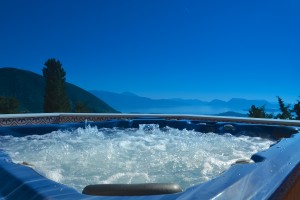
xmin=82 ymin=183 xmax=183 ymax=196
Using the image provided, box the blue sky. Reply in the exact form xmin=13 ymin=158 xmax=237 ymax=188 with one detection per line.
xmin=0 ymin=0 xmax=299 ymax=103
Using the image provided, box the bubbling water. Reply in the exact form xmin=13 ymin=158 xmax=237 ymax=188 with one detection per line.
xmin=0 ymin=124 xmax=275 ymax=192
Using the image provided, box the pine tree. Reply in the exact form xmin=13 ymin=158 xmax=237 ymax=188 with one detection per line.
xmin=276 ymin=96 xmax=292 ymax=119
xmin=43 ymin=59 xmax=71 ymax=112
xmin=293 ymin=98 xmax=300 ymax=120
xmin=248 ymin=105 xmax=273 ymax=118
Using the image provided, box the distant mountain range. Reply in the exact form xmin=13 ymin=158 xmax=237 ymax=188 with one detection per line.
xmin=0 ymin=68 xmax=118 ymax=113
xmin=0 ymin=67 xmax=280 ymax=116
xmin=91 ymin=90 xmax=279 ymax=116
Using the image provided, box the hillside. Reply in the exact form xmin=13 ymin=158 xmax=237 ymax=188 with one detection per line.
xmin=0 ymin=68 xmax=118 ymax=113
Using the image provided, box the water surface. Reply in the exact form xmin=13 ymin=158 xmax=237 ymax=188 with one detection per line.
xmin=0 ymin=124 xmax=275 ymax=191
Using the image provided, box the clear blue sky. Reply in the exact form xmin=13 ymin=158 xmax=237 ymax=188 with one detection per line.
xmin=0 ymin=0 xmax=299 ymax=103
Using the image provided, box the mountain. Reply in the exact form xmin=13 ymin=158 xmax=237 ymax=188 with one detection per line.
xmin=90 ymin=90 xmax=188 ymax=111
xmin=0 ymin=68 xmax=118 ymax=113
xmin=170 ymin=98 xmax=207 ymax=105
xmin=216 ymin=111 xmax=248 ymax=117
xmin=208 ymin=99 xmax=227 ymax=107
xmin=226 ymin=98 xmax=276 ymax=111
xmin=121 ymin=91 xmax=139 ymax=97
xmin=90 ymin=90 xmax=278 ymax=115
xmin=204 ymin=98 xmax=277 ymax=111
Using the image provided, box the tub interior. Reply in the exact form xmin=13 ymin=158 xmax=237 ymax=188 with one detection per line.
xmin=0 ymin=117 xmax=299 ymax=199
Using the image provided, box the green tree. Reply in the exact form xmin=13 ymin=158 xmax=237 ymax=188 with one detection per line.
xmin=43 ymin=59 xmax=71 ymax=112
xmin=293 ymin=98 xmax=300 ymax=120
xmin=0 ymin=96 xmax=19 ymax=114
xmin=276 ymin=96 xmax=292 ymax=119
xmin=248 ymin=105 xmax=273 ymax=118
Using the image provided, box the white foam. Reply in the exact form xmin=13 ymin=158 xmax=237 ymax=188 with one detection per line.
xmin=1 ymin=124 xmax=275 ymax=191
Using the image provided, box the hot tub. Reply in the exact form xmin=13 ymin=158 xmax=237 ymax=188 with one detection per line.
xmin=0 ymin=114 xmax=300 ymax=200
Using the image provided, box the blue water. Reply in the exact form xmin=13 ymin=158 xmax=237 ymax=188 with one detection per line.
xmin=0 ymin=124 xmax=275 ymax=192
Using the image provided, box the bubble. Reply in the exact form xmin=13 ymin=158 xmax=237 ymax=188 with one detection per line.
xmin=1 ymin=125 xmax=275 ymax=191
